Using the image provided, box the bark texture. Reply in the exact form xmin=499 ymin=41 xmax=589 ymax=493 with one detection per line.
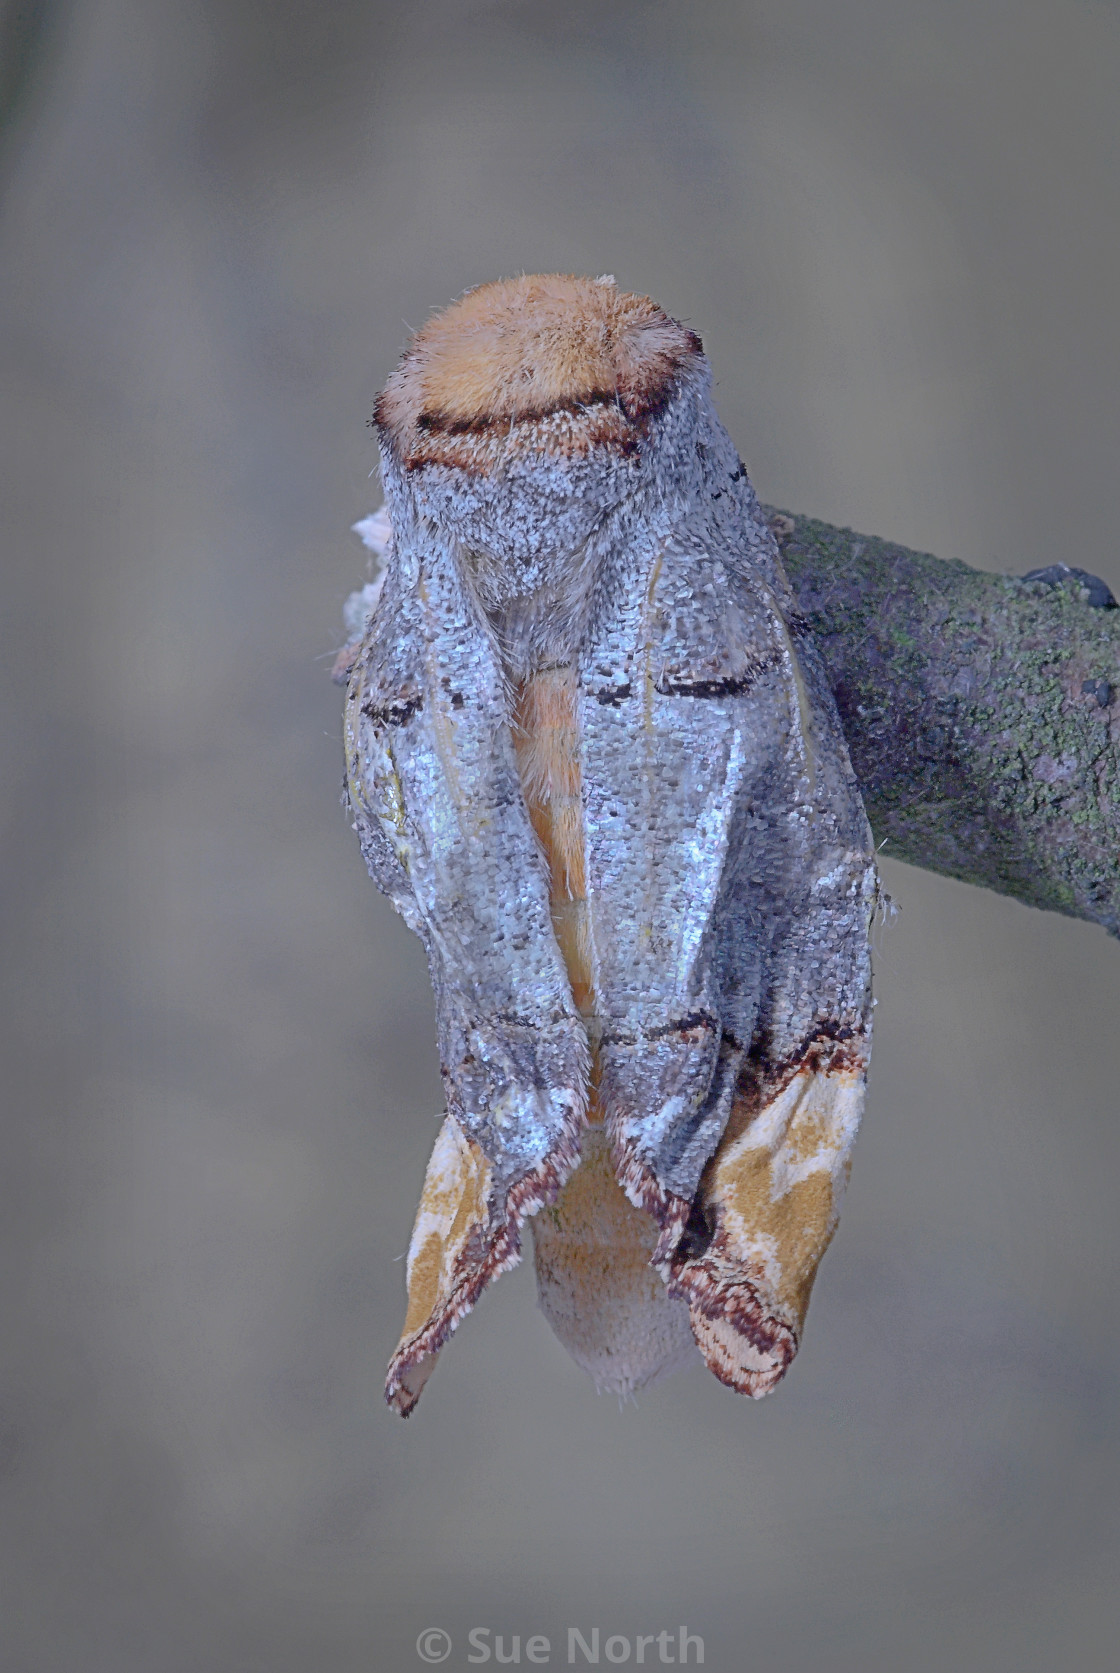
xmin=764 ymin=510 xmax=1120 ymax=938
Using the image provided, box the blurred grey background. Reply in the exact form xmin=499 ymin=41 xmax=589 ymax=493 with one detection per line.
xmin=3 ymin=1 xmax=1119 ymax=1668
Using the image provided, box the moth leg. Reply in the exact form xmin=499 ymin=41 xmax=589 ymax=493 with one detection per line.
xmin=668 ymin=1041 xmax=868 ymax=1396
xmin=385 ymin=1113 xmax=495 ymax=1417
xmin=331 ymin=638 xmax=363 ymax=685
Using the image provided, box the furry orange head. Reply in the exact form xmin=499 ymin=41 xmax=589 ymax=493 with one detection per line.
xmin=374 ymin=274 xmax=704 ymax=470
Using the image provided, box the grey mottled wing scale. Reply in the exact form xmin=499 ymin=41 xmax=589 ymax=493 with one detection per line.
xmin=344 ymin=540 xmax=589 ymax=1375
xmin=581 ymin=528 xmax=875 ymax=1275
xmin=580 ymin=538 xmax=778 ymax=1238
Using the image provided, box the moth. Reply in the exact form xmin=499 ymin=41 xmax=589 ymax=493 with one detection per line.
xmin=340 ymin=275 xmax=877 ymax=1416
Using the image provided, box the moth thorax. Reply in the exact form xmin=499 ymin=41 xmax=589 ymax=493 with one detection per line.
xmin=464 ymin=552 xmax=596 ymax=679
xmin=377 ymin=273 xmax=706 ymax=527
xmin=404 ymin=440 xmax=635 ymax=571
xmin=376 ymin=274 xmax=711 ymax=671
xmin=415 ymin=457 xmax=626 ymax=671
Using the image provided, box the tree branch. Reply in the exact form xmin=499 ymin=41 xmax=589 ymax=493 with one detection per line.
xmin=763 ymin=509 xmax=1120 ymax=937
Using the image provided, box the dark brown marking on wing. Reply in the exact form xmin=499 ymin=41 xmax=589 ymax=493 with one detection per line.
xmin=654 ymin=649 xmax=783 ymax=700
xmin=361 ymin=692 xmax=424 ymax=727
xmin=599 ymin=1012 xmax=731 ymax=1049
xmin=729 ymin=1021 xmax=869 ymax=1125
xmin=593 ymin=681 xmax=633 ymax=707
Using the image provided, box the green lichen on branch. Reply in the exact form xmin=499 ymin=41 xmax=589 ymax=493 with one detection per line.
xmin=765 ymin=509 xmax=1120 ymax=936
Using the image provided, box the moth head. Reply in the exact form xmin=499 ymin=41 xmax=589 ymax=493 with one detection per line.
xmin=375 ymin=273 xmax=703 ymax=463
xmin=373 ymin=275 xmax=709 ymax=576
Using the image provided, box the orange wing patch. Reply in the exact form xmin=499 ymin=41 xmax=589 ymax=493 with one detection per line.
xmin=671 ymin=1063 xmax=866 ymax=1396
xmin=386 ymin=1114 xmax=493 ymax=1417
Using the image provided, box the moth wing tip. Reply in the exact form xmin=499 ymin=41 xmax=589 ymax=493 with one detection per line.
xmin=385 ymin=1349 xmax=440 ymax=1417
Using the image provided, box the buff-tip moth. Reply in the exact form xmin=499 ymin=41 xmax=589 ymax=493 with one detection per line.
xmin=338 ymin=275 xmax=877 ymax=1415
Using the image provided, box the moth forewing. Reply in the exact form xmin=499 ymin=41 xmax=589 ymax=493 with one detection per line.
xmin=347 ymin=529 xmax=589 ymax=1414
xmin=582 ymin=539 xmax=790 ymax=1227
xmin=387 ymin=1112 xmax=493 ymax=1417
xmin=663 ymin=622 xmax=877 ymax=1395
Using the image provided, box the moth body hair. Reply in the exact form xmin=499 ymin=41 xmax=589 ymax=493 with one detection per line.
xmin=375 ymin=274 xmax=784 ymax=685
